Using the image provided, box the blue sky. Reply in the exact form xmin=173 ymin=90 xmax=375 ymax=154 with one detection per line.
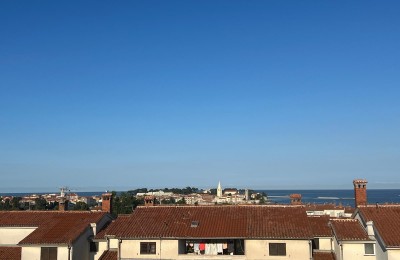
xmin=1 ymin=1 xmax=400 ymax=192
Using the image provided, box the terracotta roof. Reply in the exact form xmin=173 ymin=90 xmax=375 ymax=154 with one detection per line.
xmin=0 ymin=247 xmax=21 ymax=260
xmin=95 ymin=216 xmax=130 ymax=240
xmin=103 ymin=205 xmax=312 ymax=239
xmin=330 ymin=219 xmax=369 ymax=241
xmin=0 ymin=211 xmax=109 ymax=245
xmin=98 ymin=250 xmax=118 ymax=260
xmin=313 ymin=251 xmax=336 ymax=260
xmin=308 ymin=216 xmax=332 ymax=237
xmin=358 ymin=206 xmax=400 ymax=248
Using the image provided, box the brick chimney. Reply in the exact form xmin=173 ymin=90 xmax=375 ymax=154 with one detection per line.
xmin=59 ymin=197 xmax=69 ymax=211
xmin=290 ymin=194 xmax=302 ymax=205
xmin=102 ymin=192 xmax=113 ymax=213
xmin=144 ymin=196 xmax=155 ymax=206
xmin=353 ymin=179 xmax=368 ymax=208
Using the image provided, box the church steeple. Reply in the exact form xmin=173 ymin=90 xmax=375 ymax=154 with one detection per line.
xmin=217 ymin=181 xmax=222 ymax=197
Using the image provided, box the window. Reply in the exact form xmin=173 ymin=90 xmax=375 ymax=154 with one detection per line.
xmin=140 ymin=242 xmax=156 ymax=254
xmin=269 ymin=243 xmax=286 ymax=256
xmin=90 ymin=241 xmax=98 ymax=252
xmin=365 ymin=243 xmax=375 ymax=255
xmin=312 ymin=238 xmax=319 ymax=250
xmin=41 ymin=247 xmax=57 ymax=260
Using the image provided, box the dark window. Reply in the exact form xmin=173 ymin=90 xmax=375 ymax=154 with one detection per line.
xmin=140 ymin=242 xmax=156 ymax=254
xmin=312 ymin=238 xmax=320 ymax=250
xmin=41 ymin=247 xmax=57 ymax=260
xmin=365 ymin=244 xmax=375 ymax=255
xmin=269 ymin=243 xmax=286 ymax=256
xmin=90 ymin=241 xmax=98 ymax=252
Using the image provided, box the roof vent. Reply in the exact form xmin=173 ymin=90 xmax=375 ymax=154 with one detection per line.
xmin=191 ymin=221 xmax=199 ymax=228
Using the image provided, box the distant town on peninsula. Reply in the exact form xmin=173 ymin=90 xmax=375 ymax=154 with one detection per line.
xmin=0 ymin=182 xmax=268 ymax=214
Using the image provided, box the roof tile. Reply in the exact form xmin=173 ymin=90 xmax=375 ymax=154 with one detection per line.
xmin=0 ymin=247 xmax=21 ymax=260
xmin=358 ymin=205 xmax=400 ymax=247
xmin=104 ymin=205 xmax=312 ymax=239
xmin=313 ymin=251 xmax=336 ymax=260
xmin=98 ymin=250 xmax=118 ymax=260
xmin=330 ymin=219 xmax=369 ymax=241
xmin=308 ymin=216 xmax=332 ymax=237
xmin=0 ymin=211 xmax=108 ymax=245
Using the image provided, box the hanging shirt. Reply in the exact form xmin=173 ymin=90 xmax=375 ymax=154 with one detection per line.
xmin=217 ymin=243 xmax=223 ymax=253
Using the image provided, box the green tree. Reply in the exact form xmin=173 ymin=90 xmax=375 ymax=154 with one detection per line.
xmin=34 ymin=197 xmax=47 ymax=210
xmin=111 ymin=191 xmax=144 ymax=217
xmin=176 ymin=198 xmax=186 ymax=204
xmin=11 ymin=197 xmax=22 ymax=210
xmin=73 ymin=201 xmax=89 ymax=210
xmin=3 ymin=199 xmax=11 ymax=210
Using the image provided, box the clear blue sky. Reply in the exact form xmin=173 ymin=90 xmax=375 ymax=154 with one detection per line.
xmin=1 ymin=1 xmax=400 ymax=192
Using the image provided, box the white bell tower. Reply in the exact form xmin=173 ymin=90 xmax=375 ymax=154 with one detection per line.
xmin=217 ymin=181 xmax=222 ymax=197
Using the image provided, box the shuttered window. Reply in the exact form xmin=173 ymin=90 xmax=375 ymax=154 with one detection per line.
xmin=40 ymin=247 xmax=57 ymax=260
xmin=269 ymin=243 xmax=286 ymax=256
xmin=140 ymin=242 xmax=156 ymax=254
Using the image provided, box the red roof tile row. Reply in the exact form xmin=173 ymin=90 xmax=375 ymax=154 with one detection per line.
xmin=330 ymin=219 xmax=369 ymax=241
xmin=102 ymin=205 xmax=313 ymax=239
xmin=98 ymin=250 xmax=118 ymax=260
xmin=308 ymin=216 xmax=332 ymax=237
xmin=0 ymin=247 xmax=21 ymax=260
xmin=313 ymin=251 xmax=336 ymax=260
xmin=358 ymin=206 xmax=400 ymax=247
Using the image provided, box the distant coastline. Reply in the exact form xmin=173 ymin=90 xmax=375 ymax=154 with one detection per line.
xmin=2 ymin=189 xmax=400 ymax=207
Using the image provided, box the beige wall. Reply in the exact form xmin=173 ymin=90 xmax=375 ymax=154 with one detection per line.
xmin=342 ymin=243 xmax=376 ymax=260
xmin=21 ymin=246 xmax=69 ymax=260
xmin=333 ymin=238 xmax=341 ymax=260
xmin=119 ymin=239 xmax=311 ymax=260
xmin=109 ymin=238 xmax=119 ymax=249
xmin=22 ymin=247 xmax=41 ymax=260
xmin=374 ymin=239 xmax=387 ymax=260
xmin=245 ymin=239 xmax=310 ymax=260
xmin=333 ymin=237 xmax=377 ymax=260
xmin=94 ymin=240 xmax=108 ymax=260
xmin=318 ymin=237 xmax=332 ymax=251
xmin=387 ymin=249 xmax=400 ymax=260
xmin=120 ymin=239 xmax=178 ymax=259
xmin=0 ymin=227 xmax=36 ymax=245
xmin=58 ymin=247 xmax=70 ymax=260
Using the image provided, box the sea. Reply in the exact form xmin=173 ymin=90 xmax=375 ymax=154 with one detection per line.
xmin=1 ymin=189 xmax=400 ymax=208
xmin=257 ymin=189 xmax=400 ymax=207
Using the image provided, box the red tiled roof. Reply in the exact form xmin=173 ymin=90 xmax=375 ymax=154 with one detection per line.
xmin=103 ymin=205 xmax=312 ymax=239
xmin=98 ymin=250 xmax=118 ymax=260
xmin=0 ymin=211 xmax=108 ymax=245
xmin=0 ymin=247 xmax=21 ymax=260
xmin=330 ymin=219 xmax=369 ymax=241
xmin=313 ymin=251 xmax=336 ymax=260
xmin=358 ymin=206 xmax=400 ymax=248
xmin=308 ymin=216 xmax=332 ymax=237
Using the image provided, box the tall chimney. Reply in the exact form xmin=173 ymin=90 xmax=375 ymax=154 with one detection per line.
xmin=366 ymin=221 xmax=374 ymax=237
xmin=102 ymin=192 xmax=113 ymax=214
xmin=59 ymin=197 xmax=69 ymax=211
xmin=353 ymin=179 xmax=368 ymax=208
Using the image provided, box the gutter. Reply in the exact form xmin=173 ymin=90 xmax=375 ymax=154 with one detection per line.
xmin=68 ymin=245 xmax=71 ymax=260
